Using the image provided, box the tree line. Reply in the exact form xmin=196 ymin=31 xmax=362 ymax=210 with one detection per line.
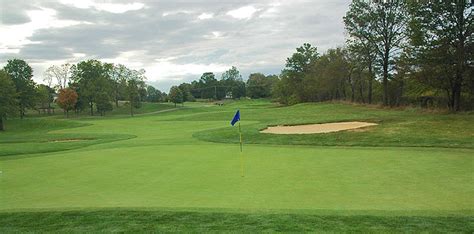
xmin=273 ymin=1 xmax=473 ymax=110
xmin=168 ymin=66 xmax=279 ymax=106
xmin=0 ymin=59 xmax=167 ymax=130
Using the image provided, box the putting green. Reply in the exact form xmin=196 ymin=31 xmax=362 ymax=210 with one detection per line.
xmin=0 ymin=101 xmax=473 ymax=216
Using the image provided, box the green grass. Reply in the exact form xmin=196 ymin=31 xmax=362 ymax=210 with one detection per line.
xmin=0 ymin=102 xmax=177 ymax=157
xmin=192 ymin=101 xmax=474 ymax=148
xmin=1 ymin=210 xmax=472 ymax=233
xmin=25 ymin=101 xmax=177 ymax=118
xmin=1 ymin=99 xmax=473 ymax=232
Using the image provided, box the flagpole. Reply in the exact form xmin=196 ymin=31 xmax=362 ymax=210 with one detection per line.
xmin=239 ymin=121 xmax=244 ymax=177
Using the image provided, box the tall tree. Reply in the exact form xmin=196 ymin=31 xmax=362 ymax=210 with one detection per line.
xmin=109 ymin=64 xmax=128 ymax=107
xmin=284 ymin=43 xmax=319 ymax=102
xmin=146 ymin=85 xmax=163 ymax=102
xmin=36 ymin=84 xmax=55 ymax=114
xmin=247 ymin=73 xmax=278 ymax=98
xmin=408 ymin=1 xmax=473 ymax=111
xmin=344 ymin=1 xmax=408 ymax=105
xmin=71 ymin=60 xmax=113 ymax=116
xmin=3 ymin=59 xmax=36 ymax=118
xmin=198 ymin=72 xmax=218 ymax=99
xmin=127 ymin=78 xmax=140 ymax=117
xmin=221 ymin=66 xmax=245 ymax=99
xmin=126 ymin=68 xmax=146 ymax=116
xmin=43 ymin=63 xmax=72 ymax=90
xmin=56 ymin=88 xmax=78 ymax=118
xmin=96 ymin=92 xmax=113 ymax=116
xmin=178 ymin=83 xmax=195 ymax=103
xmin=344 ymin=4 xmax=378 ymax=103
xmin=169 ymin=86 xmax=183 ymax=107
xmin=0 ymin=70 xmax=18 ymax=131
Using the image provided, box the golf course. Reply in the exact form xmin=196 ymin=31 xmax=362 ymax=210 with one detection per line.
xmin=1 ymin=100 xmax=473 ymax=232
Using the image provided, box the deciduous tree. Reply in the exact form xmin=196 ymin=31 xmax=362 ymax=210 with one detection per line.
xmin=3 ymin=59 xmax=36 ymax=118
xmin=56 ymin=88 xmax=78 ymax=118
xmin=408 ymin=1 xmax=473 ymax=111
xmin=0 ymin=70 xmax=18 ymax=131
xmin=43 ymin=63 xmax=72 ymax=90
xmin=169 ymin=86 xmax=183 ymax=107
xmin=344 ymin=1 xmax=408 ymax=106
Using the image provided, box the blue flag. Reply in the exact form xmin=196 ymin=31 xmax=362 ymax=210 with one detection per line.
xmin=230 ymin=110 xmax=240 ymax=126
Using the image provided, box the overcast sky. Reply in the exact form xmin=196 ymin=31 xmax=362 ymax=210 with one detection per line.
xmin=0 ymin=0 xmax=350 ymax=92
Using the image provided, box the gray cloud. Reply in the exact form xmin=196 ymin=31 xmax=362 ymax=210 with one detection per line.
xmin=0 ymin=0 xmax=350 ymax=92
xmin=0 ymin=0 xmax=38 ymax=25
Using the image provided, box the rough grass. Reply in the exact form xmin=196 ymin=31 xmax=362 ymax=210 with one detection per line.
xmin=1 ymin=210 xmax=472 ymax=233
xmin=193 ymin=101 xmax=474 ymax=148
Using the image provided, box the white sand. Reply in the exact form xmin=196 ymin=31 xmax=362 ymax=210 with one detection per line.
xmin=260 ymin=121 xmax=377 ymax=134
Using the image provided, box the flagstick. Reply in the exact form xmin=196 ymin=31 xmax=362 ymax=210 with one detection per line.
xmin=239 ymin=121 xmax=244 ymax=177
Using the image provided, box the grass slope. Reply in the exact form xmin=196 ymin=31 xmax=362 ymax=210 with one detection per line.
xmin=193 ymin=101 xmax=474 ymax=148
xmin=0 ymin=102 xmax=176 ymax=157
xmin=1 ymin=100 xmax=473 ymax=231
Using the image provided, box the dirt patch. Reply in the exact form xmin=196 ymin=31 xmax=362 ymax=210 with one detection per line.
xmin=260 ymin=121 xmax=378 ymax=134
xmin=48 ymin=138 xmax=92 ymax=143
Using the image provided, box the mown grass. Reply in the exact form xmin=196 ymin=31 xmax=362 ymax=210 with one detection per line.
xmin=0 ymin=102 xmax=177 ymax=157
xmin=0 ymin=118 xmax=134 ymax=157
xmin=1 ymin=99 xmax=472 ymax=232
xmin=0 ymin=210 xmax=472 ymax=232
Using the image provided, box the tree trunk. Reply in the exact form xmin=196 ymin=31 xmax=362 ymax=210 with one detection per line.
xmin=350 ymin=78 xmax=355 ymax=102
xmin=0 ymin=117 xmax=4 ymax=131
xmin=66 ymin=110 xmax=69 ymax=118
xmin=382 ymin=53 xmax=389 ymax=106
xmin=90 ymin=102 xmax=94 ymax=116
xmin=359 ymin=81 xmax=365 ymax=103
xmin=130 ymin=101 xmax=134 ymax=117
xmin=396 ymin=79 xmax=404 ymax=107
xmin=19 ymin=104 xmax=24 ymax=119
xmin=452 ymin=78 xmax=462 ymax=112
xmin=368 ymin=64 xmax=373 ymax=104
xmin=174 ymin=102 xmax=177 ymax=107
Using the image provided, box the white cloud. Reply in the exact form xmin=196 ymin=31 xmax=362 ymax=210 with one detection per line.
xmin=102 ymin=50 xmax=145 ymax=68
xmin=204 ymin=31 xmax=224 ymax=39
xmin=162 ymin=10 xmax=193 ymax=17
xmin=197 ymin=13 xmax=213 ymax=20
xmin=227 ymin=6 xmax=258 ymax=20
xmin=59 ymin=0 xmax=145 ymax=14
xmin=72 ymin=53 xmax=86 ymax=58
xmin=0 ymin=8 xmax=90 ymax=54
xmin=94 ymin=3 xmax=145 ymax=13
xmin=104 ymin=51 xmax=228 ymax=81
xmin=145 ymin=61 xmax=228 ymax=81
xmin=260 ymin=2 xmax=281 ymax=18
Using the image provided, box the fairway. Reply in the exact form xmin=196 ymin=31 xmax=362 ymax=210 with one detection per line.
xmin=1 ymin=101 xmax=473 ymax=231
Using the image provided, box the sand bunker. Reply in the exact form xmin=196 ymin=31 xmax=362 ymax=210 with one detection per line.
xmin=260 ymin=121 xmax=377 ymax=134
